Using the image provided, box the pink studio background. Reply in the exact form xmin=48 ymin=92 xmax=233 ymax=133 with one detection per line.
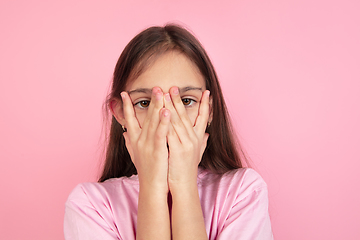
xmin=1 ymin=0 xmax=359 ymax=239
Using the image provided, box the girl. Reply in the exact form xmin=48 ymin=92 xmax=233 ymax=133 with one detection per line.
xmin=64 ymin=24 xmax=273 ymax=240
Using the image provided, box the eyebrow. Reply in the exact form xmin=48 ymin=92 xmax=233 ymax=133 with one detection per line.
xmin=128 ymin=86 xmax=203 ymax=95
xmin=128 ymin=88 xmax=152 ymax=95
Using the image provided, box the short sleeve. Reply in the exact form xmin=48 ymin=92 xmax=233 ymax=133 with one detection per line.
xmin=64 ymin=184 xmax=120 ymax=240
xmin=217 ymin=169 xmax=273 ymax=240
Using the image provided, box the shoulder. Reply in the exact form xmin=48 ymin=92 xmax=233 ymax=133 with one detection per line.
xmin=199 ymin=167 xmax=267 ymax=190
xmin=66 ymin=180 xmax=113 ymax=203
xmin=198 ymin=168 xmax=273 ymax=239
xmin=64 ymin=176 xmax=140 ymax=239
xmin=224 ymin=168 xmax=268 ymax=202
xmin=66 ymin=175 xmax=139 ymax=208
xmin=224 ymin=168 xmax=267 ymax=191
xmin=198 ymin=168 xmax=268 ymax=204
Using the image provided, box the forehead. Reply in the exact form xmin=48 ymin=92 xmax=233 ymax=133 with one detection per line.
xmin=126 ymin=51 xmax=205 ymax=92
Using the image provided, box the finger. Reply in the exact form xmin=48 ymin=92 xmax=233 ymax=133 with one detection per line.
xmin=154 ymin=108 xmax=170 ymax=149
xmin=194 ymin=90 xmax=210 ymax=136
xmin=166 ymin=121 xmax=181 ymax=150
xmin=139 ymin=87 xmax=164 ymax=141
xmin=164 ymin=92 xmax=190 ymax=143
xmin=169 ymin=87 xmax=193 ymax=130
xmin=121 ymin=91 xmax=140 ymax=137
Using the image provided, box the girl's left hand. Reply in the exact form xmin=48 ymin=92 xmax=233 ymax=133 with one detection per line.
xmin=164 ymin=87 xmax=210 ymax=190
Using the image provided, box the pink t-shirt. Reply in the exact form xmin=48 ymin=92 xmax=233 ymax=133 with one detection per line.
xmin=64 ymin=168 xmax=273 ymax=239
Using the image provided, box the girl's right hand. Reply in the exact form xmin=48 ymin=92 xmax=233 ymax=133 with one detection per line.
xmin=121 ymin=87 xmax=170 ymax=193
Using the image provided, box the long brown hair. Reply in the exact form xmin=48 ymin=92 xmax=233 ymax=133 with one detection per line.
xmin=99 ymin=24 xmax=248 ymax=182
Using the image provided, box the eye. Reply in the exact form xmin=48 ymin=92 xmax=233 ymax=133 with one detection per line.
xmin=134 ymin=100 xmax=150 ymax=109
xmin=182 ymin=98 xmax=196 ymax=106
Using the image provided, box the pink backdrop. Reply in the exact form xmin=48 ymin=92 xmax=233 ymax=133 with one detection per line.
xmin=1 ymin=0 xmax=359 ymax=239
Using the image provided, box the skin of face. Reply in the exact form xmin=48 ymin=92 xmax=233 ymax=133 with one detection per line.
xmin=124 ymin=51 xmax=207 ymax=128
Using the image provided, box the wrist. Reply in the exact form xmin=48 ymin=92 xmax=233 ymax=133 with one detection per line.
xmin=168 ymin=166 xmax=198 ymax=187
xmin=139 ymin=180 xmax=169 ymax=196
xmin=169 ymin=179 xmax=199 ymax=199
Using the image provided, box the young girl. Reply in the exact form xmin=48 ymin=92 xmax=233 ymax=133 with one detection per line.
xmin=64 ymin=24 xmax=273 ymax=240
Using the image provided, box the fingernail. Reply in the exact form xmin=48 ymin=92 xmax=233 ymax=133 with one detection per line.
xmin=152 ymin=87 xmax=158 ymax=94
xmin=156 ymin=91 xmax=162 ymax=100
xmin=120 ymin=92 xmax=126 ymax=99
xmin=163 ymin=109 xmax=169 ymax=117
xmin=205 ymin=90 xmax=210 ymax=96
xmin=165 ymin=93 xmax=171 ymax=102
xmin=173 ymin=87 xmax=179 ymax=95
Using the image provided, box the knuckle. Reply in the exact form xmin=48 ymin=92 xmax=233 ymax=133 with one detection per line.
xmin=155 ymin=130 xmax=164 ymax=140
xmin=168 ymin=128 xmax=176 ymax=136
xmin=148 ymin=121 xmax=156 ymax=129
xmin=184 ymin=143 xmax=195 ymax=152
xmin=172 ymin=119 xmax=182 ymax=128
xmin=137 ymin=138 xmax=145 ymax=147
